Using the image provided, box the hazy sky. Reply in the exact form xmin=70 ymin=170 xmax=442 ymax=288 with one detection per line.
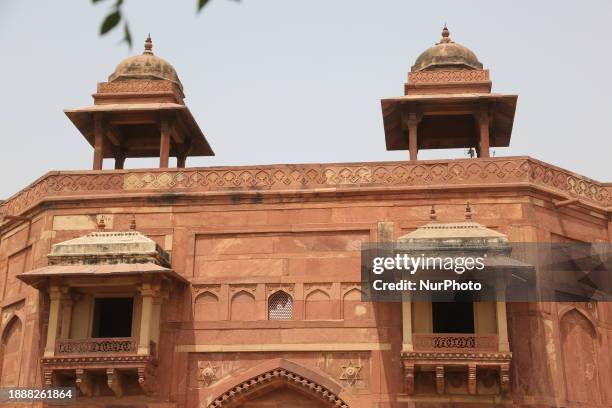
xmin=1 ymin=0 xmax=611 ymax=199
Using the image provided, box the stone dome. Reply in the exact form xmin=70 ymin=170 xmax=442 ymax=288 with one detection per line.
xmin=108 ymin=35 xmax=183 ymax=90
xmin=411 ymin=26 xmax=483 ymax=72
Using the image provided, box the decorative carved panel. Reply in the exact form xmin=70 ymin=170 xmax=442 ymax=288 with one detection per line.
xmin=408 ymin=69 xmax=490 ymax=83
xmin=2 ymin=158 xmax=610 ymax=229
xmin=413 ymin=333 xmax=498 ymax=352
xmin=55 ymin=338 xmax=137 ymax=355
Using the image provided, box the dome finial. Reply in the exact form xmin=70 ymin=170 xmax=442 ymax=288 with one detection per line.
xmin=143 ymin=34 xmax=153 ymax=55
xmin=439 ymin=24 xmax=452 ymax=44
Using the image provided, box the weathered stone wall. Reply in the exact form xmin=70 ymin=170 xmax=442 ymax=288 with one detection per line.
xmin=0 ymin=160 xmax=610 ymax=408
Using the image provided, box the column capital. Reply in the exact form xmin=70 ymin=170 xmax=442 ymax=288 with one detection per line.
xmin=140 ymin=279 xmax=162 ymax=298
xmin=48 ymin=285 xmax=64 ymax=301
xmin=401 ymin=110 xmax=423 ymax=127
xmin=140 ymin=287 xmax=161 ymax=298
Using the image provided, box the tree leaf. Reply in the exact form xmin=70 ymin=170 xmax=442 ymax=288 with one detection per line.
xmin=122 ymin=22 xmax=132 ymax=48
xmin=100 ymin=10 xmax=121 ymax=35
xmin=197 ymin=0 xmax=209 ymax=12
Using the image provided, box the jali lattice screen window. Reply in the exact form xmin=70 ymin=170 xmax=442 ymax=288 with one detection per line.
xmin=268 ymin=291 xmax=292 ymax=320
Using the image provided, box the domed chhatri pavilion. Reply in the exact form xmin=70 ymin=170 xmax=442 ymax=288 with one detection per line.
xmin=65 ymin=35 xmax=213 ymax=171
xmin=382 ymin=25 xmax=517 ymax=161
xmin=1 ymin=28 xmax=611 ymax=408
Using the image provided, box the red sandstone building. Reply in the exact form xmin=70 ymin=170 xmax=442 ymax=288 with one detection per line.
xmin=0 ymin=28 xmax=610 ymax=408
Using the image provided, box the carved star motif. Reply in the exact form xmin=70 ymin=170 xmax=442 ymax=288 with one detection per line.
xmin=340 ymin=361 xmax=362 ymax=385
xmin=197 ymin=361 xmax=218 ymax=386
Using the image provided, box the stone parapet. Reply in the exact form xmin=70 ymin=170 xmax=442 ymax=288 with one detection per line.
xmin=1 ymin=157 xmax=610 ymax=230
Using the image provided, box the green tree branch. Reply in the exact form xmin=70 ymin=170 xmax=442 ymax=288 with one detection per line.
xmin=92 ymin=0 xmax=238 ymax=48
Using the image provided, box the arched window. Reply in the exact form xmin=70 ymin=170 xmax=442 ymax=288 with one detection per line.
xmin=268 ymin=291 xmax=292 ymax=320
xmin=0 ymin=316 xmax=23 ymax=387
xmin=305 ymin=289 xmax=332 ymax=320
xmin=230 ymin=291 xmax=256 ymax=321
xmin=194 ymin=292 xmax=220 ymax=321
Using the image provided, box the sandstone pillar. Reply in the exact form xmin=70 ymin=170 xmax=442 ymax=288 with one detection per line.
xmin=159 ymin=117 xmax=171 ymax=169
xmin=114 ymin=155 xmax=125 ymax=170
xmin=407 ymin=113 xmax=420 ymax=161
xmin=177 ymin=154 xmax=186 ymax=168
xmin=59 ymin=289 xmax=73 ymax=339
xmin=44 ymin=286 xmax=62 ymax=357
xmin=478 ymin=104 xmax=490 ymax=158
xmin=138 ymin=284 xmax=155 ymax=355
xmin=93 ymin=113 xmax=105 ymax=170
xmin=496 ymin=300 xmax=510 ymax=352
xmin=402 ymin=298 xmax=414 ymax=351
xmin=139 ymin=280 xmax=162 ymax=355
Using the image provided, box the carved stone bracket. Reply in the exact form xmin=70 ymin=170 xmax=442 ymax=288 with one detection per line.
xmin=401 ymin=351 xmax=511 ymax=397
xmin=500 ymin=363 xmax=510 ymax=394
xmin=75 ymin=368 xmax=93 ymax=397
xmin=42 ymin=354 xmax=157 ymax=398
xmin=468 ymin=363 xmax=477 ymax=395
xmin=106 ymin=368 xmax=124 ymax=397
xmin=402 ymin=361 xmax=415 ymax=395
xmin=138 ymin=365 xmax=157 ymax=395
xmin=43 ymin=368 xmax=58 ymax=388
xmin=435 ymin=365 xmax=444 ymax=394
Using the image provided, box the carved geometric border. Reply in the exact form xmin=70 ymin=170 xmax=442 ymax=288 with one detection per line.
xmin=208 ymin=367 xmax=349 ymax=408
xmin=2 ymin=158 xmax=610 ymax=230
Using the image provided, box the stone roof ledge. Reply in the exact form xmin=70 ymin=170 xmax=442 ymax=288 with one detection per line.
xmin=398 ymin=221 xmax=509 ymax=251
xmin=48 ymin=231 xmax=170 ymax=267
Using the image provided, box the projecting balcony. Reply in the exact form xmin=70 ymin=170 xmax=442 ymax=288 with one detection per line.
xmin=412 ymin=333 xmax=499 ymax=352
xmin=402 ymin=333 xmax=511 ymax=396
xmin=54 ymin=337 xmax=158 ymax=357
xmin=15 ymin=230 xmax=188 ymax=399
xmin=43 ymin=337 xmax=158 ymax=397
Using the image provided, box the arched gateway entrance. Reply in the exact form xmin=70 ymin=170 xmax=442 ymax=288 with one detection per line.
xmin=207 ymin=360 xmax=350 ymax=408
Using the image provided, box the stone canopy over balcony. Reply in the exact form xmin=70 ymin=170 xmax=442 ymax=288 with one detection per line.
xmin=17 ymin=230 xmax=187 ymax=398
xmin=394 ymin=209 xmax=515 ymax=398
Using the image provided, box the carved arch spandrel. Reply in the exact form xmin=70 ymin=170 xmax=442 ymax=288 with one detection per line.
xmin=206 ymin=358 xmax=355 ymax=408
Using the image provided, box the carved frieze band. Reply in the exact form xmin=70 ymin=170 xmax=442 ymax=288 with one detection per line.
xmin=408 ymin=69 xmax=489 ymax=84
xmin=97 ymin=79 xmax=178 ymax=94
xmin=2 ymin=158 xmax=610 ymax=226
